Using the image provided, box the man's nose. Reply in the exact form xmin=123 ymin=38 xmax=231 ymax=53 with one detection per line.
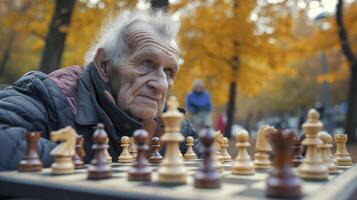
xmin=147 ymin=68 xmax=168 ymax=92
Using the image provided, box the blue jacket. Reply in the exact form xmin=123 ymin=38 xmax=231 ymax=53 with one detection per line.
xmin=0 ymin=64 xmax=200 ymax=171
xmin=185 ymin=91 xmax=212 ymax=113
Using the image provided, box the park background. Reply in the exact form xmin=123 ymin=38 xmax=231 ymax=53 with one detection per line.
xmin=0 ymin=0 xmax=356 ymax=157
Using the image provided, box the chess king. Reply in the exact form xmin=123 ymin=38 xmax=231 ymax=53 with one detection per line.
xmin=0 ymin=10 xmax=199 ymax=170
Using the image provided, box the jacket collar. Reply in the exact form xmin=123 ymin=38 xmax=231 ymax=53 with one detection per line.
xmin=75 ymin=63 xmax=142 ymax=136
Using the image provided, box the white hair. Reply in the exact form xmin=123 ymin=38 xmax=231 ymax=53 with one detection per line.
xmin=84 ymin=10 xmax=180 ymax=66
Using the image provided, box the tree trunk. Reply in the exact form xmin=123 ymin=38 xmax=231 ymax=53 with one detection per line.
xmin=150 ymin=0 xmax=169 ymax=11
xmin=39 ymin=0 xmax=75 ymax=74
xmin=0 ymin=32 xmax=16 ymax=75
xmin=336 ymin=0 xmax=357 ymax=142
xmin=224 ymin=0 xmax=239 ymax=138
xmin=224 ymin=80 xmax=237 ymax=138
xmin=345 ymin=66 xmax=357 ymax=142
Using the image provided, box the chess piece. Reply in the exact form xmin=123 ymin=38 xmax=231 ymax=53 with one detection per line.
xmin=184 ymin=136 xmax=197 ymax=160
xmin=158 ymin=96 xmax=188 ymax=184
xmin=194 ymin=127 xmax=221 ymax=188
xmin=254 ymin=125 xmax=274 ymax=169
xmin=297 ymin=109 xmax=328 ymax=180
xmin=318 ymin=131 xmax=337 ymax=174
xmin=327 ymin=135 xmax=337 ymax=165
xmin=18 ymin=132 xmax=43 ymax=172
xmin=128 ymin=129 xmax=151 ymax=181
xmin=104 ymin=137 xmax=112 ymax=163
xmin=291 ymin=133 xmax=304 ymax=167
xmin=220 ymin=137 xmax=232 ymax=162
xmin=214 ymin=131 xmax=224 ymax=162
xmin=73 ymin=135 xmax=85 ymax=169
xmin=50 ymin=126 xmax=76 ymax=175
xmin=118 ymin=136 xmax=133 ymax=163
xmin=211 ymin=131 xmax=224 ymax=172
xmin=334 ymin=133 xmax=352 ymax=168
xmin=266 ymin=130 xmax=302 ymax=199
xmin=149 ymin=137 xmax=163 ymax=163
xmin=87 ymin=123 xmax=112 ymax=180
xmin=129 ymin=137 xmax=137 ymax=159
xmin=232 ymin=130 xmax=255 ymax=175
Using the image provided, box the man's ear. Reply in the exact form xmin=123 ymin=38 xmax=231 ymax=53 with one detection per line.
xmin=93 ymin=48 xmax=111 ymax=82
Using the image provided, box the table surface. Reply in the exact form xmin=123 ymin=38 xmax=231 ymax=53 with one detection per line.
xmin=0 ymin=161 xmax=356 ymax=200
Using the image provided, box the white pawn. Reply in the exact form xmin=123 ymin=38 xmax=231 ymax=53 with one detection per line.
xmin=334 ymin=133 xmax=352 ymax=168
xmin=220 ymin=137 xmax=232 ymax=162
xmin=118 ymin=136 xmax=133 ymax=163
xmin=129 ymin=137 xmax=137 ymax=159
xmin=232 ymin=130 xmax=255 ymax=175
xmin=318 ymin=131 xmax=337 ymax=174
xmin=105 ymin=137 xmax=112 ymax=163
xmin=184 ymin=136 xmax=197 ymax=160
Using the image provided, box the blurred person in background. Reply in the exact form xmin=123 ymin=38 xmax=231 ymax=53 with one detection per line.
xmin=185 ymin=80 xmax=213 ymax=130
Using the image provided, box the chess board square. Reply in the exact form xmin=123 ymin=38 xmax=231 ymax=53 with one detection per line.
xmin=234 ymin=188 xmax=266 ymax=198
xmin=223 ymin=176 xmax=261 ymax=185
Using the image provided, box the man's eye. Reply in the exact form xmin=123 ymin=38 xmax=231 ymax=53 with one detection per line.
xmin=164 ymin=68 xmax=174 ymax=78
xmin=141 ymin=60 xmax=155 ymax=69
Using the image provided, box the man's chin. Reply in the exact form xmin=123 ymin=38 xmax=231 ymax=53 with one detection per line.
xmin=130 ymin=109 xmax=158 ymax=121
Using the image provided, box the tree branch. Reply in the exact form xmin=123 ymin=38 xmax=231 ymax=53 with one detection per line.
xmin=199 ymin=43 xmax=231 ymax=66
xmin=336 ymin=0 xmax=355 ymax=66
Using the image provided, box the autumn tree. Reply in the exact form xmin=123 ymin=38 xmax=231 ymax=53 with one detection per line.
xmin=336 ymin=0 xmax=357 ymax=142
xmin=171 ymin=0 xmax=296 ymax=137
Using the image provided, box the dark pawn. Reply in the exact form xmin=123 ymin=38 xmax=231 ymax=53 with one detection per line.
xmin=73 ymin=135 xmax=85 ymax=169
xmin=18 ymin=132 xmax=43 ymax=172
xmin=194 ymin=127 xmax=221 ymax=189
xmin=291 ymin=133 xmax=304 ymax=167
xmin=87 ymin=123 xmax=112 ymax=180
xmin=266 ymin=129 xmax=302 ymax=199
xmin=128 ymin=129 xmax=151 ymax=181
xmin=149 ymin=137 xmax=163 ymax=164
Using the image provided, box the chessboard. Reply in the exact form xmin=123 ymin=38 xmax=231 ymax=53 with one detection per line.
xmin=0 ymin=160 xmax=356 ymax=200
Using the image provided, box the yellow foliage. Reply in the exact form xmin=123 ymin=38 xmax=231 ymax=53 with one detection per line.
xmin=170 ymin=0 xmax=297 ymax=106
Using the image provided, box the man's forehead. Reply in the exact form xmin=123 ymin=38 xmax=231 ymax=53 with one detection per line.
xmin=123 ymin=22 xmax=181 ymax=58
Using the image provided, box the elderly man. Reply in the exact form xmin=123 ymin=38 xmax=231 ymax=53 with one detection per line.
xmin=0 ymin=11 xmax=198 ymax=170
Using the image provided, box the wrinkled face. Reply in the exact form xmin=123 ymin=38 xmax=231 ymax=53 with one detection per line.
xmin=109 ymin=23 xmax=180 ymax=120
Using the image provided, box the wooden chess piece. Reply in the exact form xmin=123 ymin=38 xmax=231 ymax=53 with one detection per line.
xmin=184 ymin=136 xmax=197 ymax=160
xmin=128 ymin=129 xmax=151 ymax=181
xmin=254 ymin=125 xmax=274 ymax=169
xmin=50 ymin=126 xmax=76 ymax=175
xmin=334 ymin=133 xmax=352 ymax=168
xmin=149 ymin=137 xmax=163 ymax=163
xmin=194 ymin=127 xmax=221 ymax=188
xmin=211 ymin=131 xmax=224 ymax=172
xmin=73 ymin=135 xmax=85 ymax=169
xmin=291 ymin=133 xmax=304 ymax=167
xmin=214 ymin=131 xmax=224 ymax=162
xmin=87 ymin=123 xmax=112 ymax=180
xmin=297 ymin=109 xmax=328 ymax=180
xmin=104 ymin=137 xmax=112 ymax=163
xmin=232 ymin=130 xmax=255 ymax=175
xmin=220 ymin=137 xmax=232 ymax=162
xmin=18 ymin=132 xmax=43 ymax=172
xmin=158 ymin=96 xmax=188 ymax=184
xmin=328 ymin=135 xmax=337 ymax=165
xmin=266 ymin=130 xmax=302 ymax=199
xmin=129 ymin=137 xmax=137 ymax=159
xmin=318 ymin=131 xmax=337 ymax=174
xmin=118 ymin=136 xmax=133 ymax=163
